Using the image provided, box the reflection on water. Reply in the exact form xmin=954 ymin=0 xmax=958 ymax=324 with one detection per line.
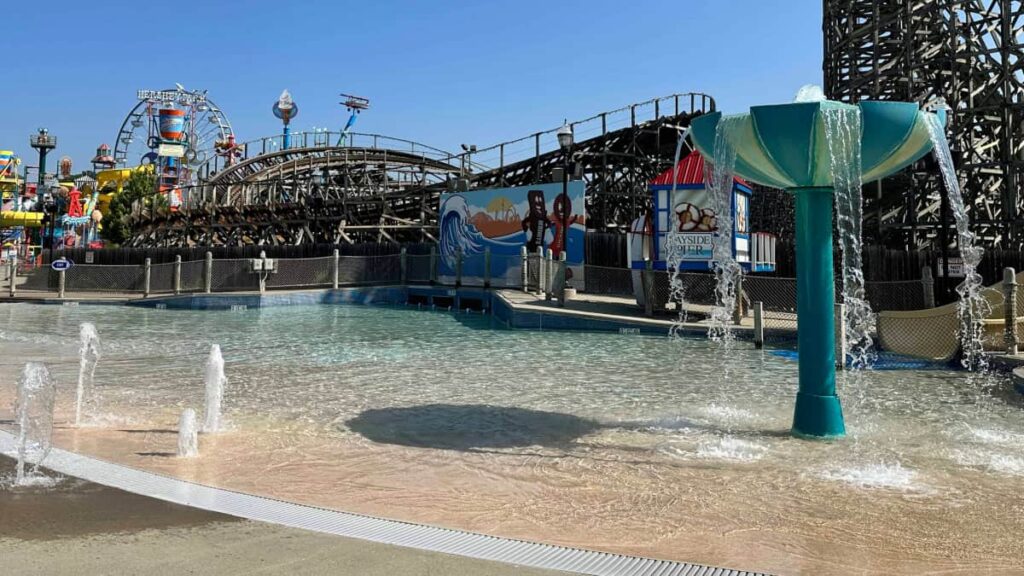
xmin=0 ymin=303 xmax=1022 ymax=574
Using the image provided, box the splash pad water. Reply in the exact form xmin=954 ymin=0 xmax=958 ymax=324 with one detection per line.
xmin=0 ymin=303 xmax=1021 ymax=574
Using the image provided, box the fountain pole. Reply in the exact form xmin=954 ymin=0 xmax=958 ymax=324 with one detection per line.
xmin=791 ymin=187 xmax=844 ymax=438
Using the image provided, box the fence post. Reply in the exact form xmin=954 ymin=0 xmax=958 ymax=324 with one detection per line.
xmin=521 ymin=246 xmax=528 ymax=293
xmin=173 ymin=255 xmax=182 ymax=295
xmin=922 ymin=266 xmax=935 ymax=309
xmin=1004 ymin=267 xmax=1018 ymax=355
xmin=753 ymin=301 xmax=764 ymax=349
xmin=143 ymin=257 xmax=152 ymax=298
xmin=8 ymin=259 xmax=16 ymax=297
xmin=557 ymin=251 xmax=567 ymax=307
xmin=733 ymin=274 xmax=744 ymax=324
xmin=536 ymin=246 xmax=545 ymax=296
xmin=58 ymin=269 xmax=66 ymax=299
xmin=834 ymin=303 xmax=847 ymax=370
xmin=545 ymin=249 xmax=554 ymax=301
xmin=259 ymin=251 xmax=267 ymax=294
xmin=204 ymin=252 xmax=213 ymax=294
xmin=400 ymin=247 xmax=408 ymax=285
xmin=429 ymin=246 xmax=437 ymax=285
xmin=643 ymin=259 xmax=654 ymax=317
xmin=455 ymin=247 xmax=463 ymax=287
xmin=332 ymin=249 xmax=340 ymax=289
xmin=484 ymin=247 xmax=492 ymax=289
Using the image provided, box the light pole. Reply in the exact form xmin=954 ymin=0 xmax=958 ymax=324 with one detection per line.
xmin=556 ymin=122 xmax=574 ymax=286
xmin=45 ymin=187 xmax=59 ymax=262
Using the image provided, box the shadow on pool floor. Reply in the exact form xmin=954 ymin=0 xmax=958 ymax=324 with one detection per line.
xmin=345 ymin=404 xmax=602 ymax=451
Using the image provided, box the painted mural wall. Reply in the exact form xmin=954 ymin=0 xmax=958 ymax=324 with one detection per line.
xmin=439 ymin=182 xmax=586 ymax=288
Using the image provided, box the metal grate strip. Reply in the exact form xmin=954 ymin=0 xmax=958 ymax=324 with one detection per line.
xmin=0 ymin=431 xmax=769 ymax=576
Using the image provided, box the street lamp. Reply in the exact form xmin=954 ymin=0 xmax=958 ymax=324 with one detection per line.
xmin=556 ymin=122 xmax=574 ymax=287
xmin=43 ymin=188 xmax=59 ymax=262
xmin=459 ymin=143 xmax=477 ymax=178
xmin=557 ymin=121 xmax=574 ymax=151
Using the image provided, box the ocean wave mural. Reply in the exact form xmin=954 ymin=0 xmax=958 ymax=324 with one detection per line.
xmin=439 ymin=182 xmax=585 ymax=288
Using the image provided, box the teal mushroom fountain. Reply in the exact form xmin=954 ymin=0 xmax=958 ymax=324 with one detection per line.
xmin=689 ymin=99 xmax=944 ymax=439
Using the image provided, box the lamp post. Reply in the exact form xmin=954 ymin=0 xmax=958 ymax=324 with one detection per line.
xmin=45 ymin=189 xmax=58 ymax=262
xmin=556 ymin=122 xmax=574 ymax=287
xmin=459 ymin=143 xmax=477 ymax=178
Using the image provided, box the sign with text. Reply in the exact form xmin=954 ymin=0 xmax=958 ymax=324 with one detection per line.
xmin=936 ymin=257 xmax=966 ymax=278
xmin=158 ymin=143 xmax=185 ymax=158
xmin=138 ymin=89 xmax=207 ymax=105
xmin=674 ymin=232 xmax=714 ymax=260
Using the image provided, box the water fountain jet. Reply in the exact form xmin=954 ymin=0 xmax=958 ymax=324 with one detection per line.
xmin=178 ymin=408 xmax=199 ymax=457
xmin=14 ymin=363 xmax=56 ymax=485
xmin=75 ymin=322 xmax=100 ymax=427
xmin=202 ymin=345 xmax=227 ymax=433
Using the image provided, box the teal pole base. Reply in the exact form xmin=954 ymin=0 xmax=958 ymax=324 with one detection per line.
xmin=791 ymin=186 xmax=846 ymax=440
xmin=792 ymin=391 xmax=846 ymax=439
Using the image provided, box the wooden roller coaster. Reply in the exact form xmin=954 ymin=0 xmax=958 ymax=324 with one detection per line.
xmin=125 ymin=93 xmax=716 ymax=247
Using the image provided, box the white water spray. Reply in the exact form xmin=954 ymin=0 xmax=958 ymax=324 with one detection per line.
xmin=202 ymin=345 xmax=227 ymax=433
xmin=178 ymin=408 xmax=199 ymax=457
xmin=666 ymin=127 xmax=694 ymax=328
xmin=14 ymin=363 xmax=56 ymax=485
xmin=823 ymin=107 xmax=876 ymax=371
xmin=925 ymin=114 xmax=990 ymax=372
xmin=706 ymin=115 xmax=744 ymax=342
xmin=75 ymin=322 xmax=100 ymax=427
xmin=794 ymin=84 xmax=827 ymax=103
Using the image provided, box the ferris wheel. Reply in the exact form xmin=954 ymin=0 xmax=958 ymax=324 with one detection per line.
xmin=113 ymin=85 xmax=233 ymax=178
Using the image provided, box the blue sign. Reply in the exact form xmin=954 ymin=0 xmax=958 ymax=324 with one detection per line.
xmin=50 ymin=258 xmax=73 ymax=271
xmin=439 ymin=182 xmax=586 ymax=288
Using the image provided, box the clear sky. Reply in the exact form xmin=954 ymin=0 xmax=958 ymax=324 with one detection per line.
xmin=1 ymin=0 xmax=822 ymax=171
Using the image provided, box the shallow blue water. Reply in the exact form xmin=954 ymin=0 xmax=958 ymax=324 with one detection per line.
xmin=0 ymin=302 xmax=1022 ymax=491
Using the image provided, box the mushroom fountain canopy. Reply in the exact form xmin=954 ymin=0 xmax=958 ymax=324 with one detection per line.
xmin=688 ymin=100 xmax=944 ymax=189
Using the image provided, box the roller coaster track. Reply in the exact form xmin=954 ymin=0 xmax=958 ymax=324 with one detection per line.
xmin=198 ymin=132 xmax=470 ymax=185
xmin=126 ymin=93 xmax=715 ymax=247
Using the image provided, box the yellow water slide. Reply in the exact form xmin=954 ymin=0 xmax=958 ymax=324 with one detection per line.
xmin=877 ymin=271 xmax=1021 ymax=361
xmin=0 ymin=210 xmax=44 ymax=228
xmin=95 ymin=166 xmax=148 ymax=215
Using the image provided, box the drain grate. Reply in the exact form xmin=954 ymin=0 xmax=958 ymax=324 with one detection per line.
xmin=0 ymin=431 xmax=769 ymax=576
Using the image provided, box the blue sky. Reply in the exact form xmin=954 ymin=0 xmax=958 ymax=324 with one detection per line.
xmin=1 ymin=0 xmax=822 ymax=171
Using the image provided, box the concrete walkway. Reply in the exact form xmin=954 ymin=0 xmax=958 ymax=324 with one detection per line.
xmin=0 ymin=457 xmax=562 ymax=576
